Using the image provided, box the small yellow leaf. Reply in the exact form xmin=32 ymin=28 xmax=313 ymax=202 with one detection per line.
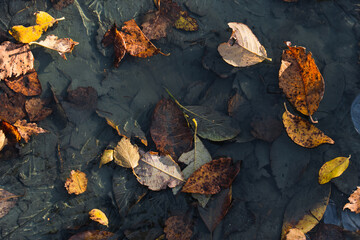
xmin=35 ymin=11 xmax=56 ymax=31
xmin=174 ymin=11 xmax=198 ymax=31
xmin=9 ymin=25 xmax=43 ymax=43
xmin=99 ymin=149 xmax=114 ymax=168
xmin=318 ymin=155 xmax=350 ymax=184
xmin=89 ymin=209 xmax=109 ymax=227
xmin=64 ymin=170 xmax=88 ymax=195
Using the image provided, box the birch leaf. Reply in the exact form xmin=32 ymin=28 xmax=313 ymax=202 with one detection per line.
xmin=89 ymin=209 xmax=109 ymax=227
xmin=318 ymin=155 xmax=350 ymax=184
xmin=218 ymin=22 xmax=271 ymax=67
xmin=113 ymin=138 xmax=140 ymax=169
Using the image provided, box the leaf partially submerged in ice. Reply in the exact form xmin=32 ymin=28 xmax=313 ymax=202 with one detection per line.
xmin=0 ymin=188 xmax=19 ymax=218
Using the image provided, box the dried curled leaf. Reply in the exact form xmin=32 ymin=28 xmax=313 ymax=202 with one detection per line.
xmin=99 ymin=149 xmax=114 ymax=168
xmin=64 ymin=170 xmax=88 ymax=195
xmin=218 ymin=22 xmax=271 ymax=67
xmin=30 ymin=35 xmax=78 ymax=60
xmin=13 ymin=119 xmax=47 ymax=143
xmin=89 ymin=209 xmax=109 ymax=227
xmin=4 ymin=69 xmax=42 ymax=96
xmin=282 ymin=105 xmax=334 ymax=148
xmin=0 ymin=130 xmax=7 ymax=152
xmin=181 ymin=157 xmax=240 ymax=194
xmin=344 ymin=187 xmax=360 ymax=213
xmin=102 ymin=23 xmax=126 ymax=67
xmin=113 ymin=138 xmax=140 ymax=168
xmin=279 ymin=42 xmax=324 ymax=123
xmin=0 ymin=120 xmax=21 ymax=144
xmin=0 ymin=41 xmax=34 ymax=81
xmin=0 ymin=188 xmax=19 ymax=218
xmin=318 ymin=155 xmax=350 ymax=184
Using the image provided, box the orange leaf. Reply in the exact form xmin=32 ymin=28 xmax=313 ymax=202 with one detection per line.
xmin=4 ymin=69 xmax=42 ymax=96
xmin=181 ymin=157 xmax=240 ymax=194
xmin=0 ymin=130 xmax=6 ymax=152
xmin=0 ymin=120 xmax=21 ymax=143
xmin=25 ymin=98 xmax=52 ymax=122
xmin=344 ymin=186 xmax=360 ymax=213
xmin=13 ymin=119 xmax=47 ymax=143
xmin=64 ymin=170 xmax=88 ymax=195
xmin=102 ymin=23 xmax=126 ymax=67
xmin=279 ymin=42 xmax=324 ymax=123
xmin=89 ymin=209 xmax=109 ymax=227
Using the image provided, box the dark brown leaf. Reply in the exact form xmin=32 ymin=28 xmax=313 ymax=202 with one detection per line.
xmin=251 ymin=115 xmax=283 ymax=142
xmin=4 ymin=69 xmax=42 ymax=96
xmin=51 ymin=0 xmax=74 ymax=10
xmin=164 ymin=215 xmax=193 ymax=240
xmin=25 ymin=98 xmax=52 ymax=122
xmin=314 ymin=224 xmax=344 ymax=240
xmin=141 ymin=11 xmax=171 ymax=40
xmin=68 ymin=230 xmax=114 ymax=240
xmin=67 ymin=86 xmax=98 ymax=110
xmin=0 ymin=93 xmax=26 ymax=123
xmin=102 ymin=23 xmax=126 ymax=67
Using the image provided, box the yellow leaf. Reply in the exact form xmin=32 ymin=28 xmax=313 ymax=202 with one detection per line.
xmin=114 ymin=138 xmax=140 ymax=168
xmin=282 ymin=104 xmax=334 ymax=148
xmin=318 ymin=155 xmax=350 ymax=184
xmin=89 ymin=209 xmax=109 ymax=227
xmin=35 ymin=11 xmax=60 ymax=31
xmin=9 ymin=25 xmax=44 ymax=43
xmin=64 ymin=170 xmax=88 ymax=195
xmin=174 ymin=11 xmax=198 ymax=31
xmin=99 ymin=149 xmax=114 ymax=168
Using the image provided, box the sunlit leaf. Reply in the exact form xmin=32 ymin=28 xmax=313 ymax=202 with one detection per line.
xmin=4 ymin=69 xmax=41 ymax=96
xmin=0 ymin=189 xmax=20 ymax=218
xmin=9 ymin=25 xmax=44 ymax=43
xmin=89 ymin=209 xmax=109 ymax=227
xmin=13 ymin=119 xmax=47 ymax=143
xmin=0 ymin=130 xmax=7 ymax=152
xmin=285 ymin=228 xmax=306 ymax=240
xmin=0 ymin=120 xmax=21 ymax=143
xmin=64 ymin=170 xmax=88 ymax=195
xmin=99 ymin=149 xmax=114 ymax=168
xmin=318 ymin=155 xmax=350 ymax=184
xmin=344 ymin=187 xmax=360 ymax=213
xmin=113 ymin=138 xmax=140 ymax=168
xmin=35 ymin=11 xmax=64 ymax=31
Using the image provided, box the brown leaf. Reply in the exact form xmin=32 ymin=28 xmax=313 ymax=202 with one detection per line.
xmin=181 ymin=157 xmax=240 ymax=194
xmin=13 ymin=119 xmax=47 ymax=143
xmin=0 ymin=41 xmax=34 ymax=81
xmin=279 ymin=42 xmax=324 ymax=123
xmin=150 ymin=98 xmax=193 ymax=161
xmin=51 ymin=0 xmax=74 ymax=10
xmin=141 ymin=11 xmax=171 ymax=40
xmin=164 ymin=215 xmax=193 ymax=240
xmin=344 ymin=186 xmax=360 ymax=213
xmin=198 ymin=188 xmax=232 ymax=232
xmin=113 ymin=138 xmax=140 ymax=168
xmin=0 ymin=188 xmax=19 ymax=218
xmin=0 ymin=120 xmax=21 ymax=143
xmin=251 ymin=115 xmax=283 ymax=142
xmin=25 ymin=98 xmax=52 ymax=122
xmin=64 ymin=170 xmax=88 ymax=195
xmin=0 ymin=93 xmax=26 ymax=123
xmin=4 ymin=69 xmax=42 ymax=96
xmin=102 ymin=23 xmax=126 ymax=67
xmin=134 ymin=151 xmax=185 ymax=191
xmin=313 ymin=224 xmax=343 ymax=240
xmin=68 ymin=230 xmax=114 ymax=240
xmin=66 ymin=86 xmax=98 ymax=110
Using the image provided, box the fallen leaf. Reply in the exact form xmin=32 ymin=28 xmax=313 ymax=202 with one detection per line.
xmin=0 ymin=120 xmax=21 ymax=143
xmin=25 ymin=98 xmax=52 ymax=122
xmin=344 ymin=187 xmax=360 ymax=213
xmin=164 ymin=215 xmax=193 ymax=240
xmin=285 ymin=228 xmax=306 ymax=240
xmin=0 ymin=41 xmax=34 ymax=80
xmin=0 ymin=130 xmax=7 ymax=151
xmin=318 ymin=155 xmax=350 ymax=184
xmin=66 ymin=86 xmax=98 ymax=110
xmin=150 ymin=98 xmax=193 ymax=160
xmin=218 ymin=22 xmax=271 ymax=67
xmin=51 ymin=0 xmax=74 ymax=10
xmin=174 ymin=11 xmax=198 ymax=31
xmin=8 ymin=25 xmax=44 ymax=43
xmin=99 ymin=149 xmax=114 ymax=168
xmin=0 ymin=93 xmax=26 ymax=123
xmin=64 ymin=170 xmax=88 ymax=195
xmin=102 ymin=23 xmax=126 ymax=67
xmin=13 ymin=119 xmax=47 ymax=143
xmin=181 ymin=157 xmax=240 ymax=194
xmin=89 ymin=209 xmax=109 ymax=227
xmin=279 ymin=41 xmax=324 ymax=123
xmin=141 ymin=11 xmax=171 ymax=40
xmin=251 ymin=115 xmax=283 ymax=142
xmin=113 ymin=138 xmax=140 ymax=168
xmin=0 ymin=189 xmax=19 ymax=218
xmin=198 ymin=188 xmax=232 ymax=232
xmin=313 ymin=224 xmax=344 ymax=240
xmin=4 ymin=69 xmax=42 ymax=96
xmin=68 ymin=230 xmax=114 ymax=240
xmin=35 ymin=11 xmax=65 ymax=31
xmin=134 ymin=151 xmax=185 ymax=191
xmin=282 ymin=105 xmax=334 ymax=148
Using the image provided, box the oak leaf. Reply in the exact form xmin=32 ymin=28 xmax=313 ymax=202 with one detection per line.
xmin=64 ymin=170 xmax=88 ymax=195
xmin=279 ymin=42 xmax=324 ymax=123
xmin=0 ymin=189 xmax=20 ymax=218
xmin=282 ymin=105 xmax=334 ymax=148
xmin=134 ymin=151 xmax=185 ymax=191
xmin=0 ymin=41 xmax=34 ymax=81
xmin=68 ymin=230 xmax=114 ymax=240
xmin=30 ymin=35 xmax=78 ymax=60
xmin=164 ymin=215 xmax=193 ymax=240
xmin=13 ymin=119 xmax=47 ymax=143
xmin=113 ymin=138 xmax=140 ymax=168
xmin=89 ymin=209 xmax=109 ymax=227
xmin=318 ymin=155 xmax=350 ymax=184
xmin=0 ymin=130 xmax=7 ymax=152
xmin=181 ymin=157 xmax=240 ymax=194
xmin=4 ymin=69 xmax=42 ymax=96
xmin=0 ymin=120 xmax=21 ymax=144
xmin=25 ymin=98 xmax=52 ymax=122
xmin=102 ymin=23 xmax=126 ymax=67
xmin=218 ymin=22 xmax=271 ymax=67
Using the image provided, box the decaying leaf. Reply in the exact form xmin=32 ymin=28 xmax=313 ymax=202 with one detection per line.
xmin=251 ymin=115 xmax=283 ymax=143
xmin=0 ymin=93 xmax=26 ymax=123
xmin=0 ymin=120 xmax=21 ymax=144
xmin=174 ymin=11 xmax=198 ymax=31
xmin=150 ymin=98 xmax=193 ymax=160
xmin=89 ymin=209 xmax=109 ymax=227
xmin=4 ymin=69 xmax=42 ymax=96
xmin=0 ymin=41 xmax=34 ymax=81
xmin=13 ymin=119 xmax=47 ymax=143
xmin=64 ymin=170 xmax=88 ymax=195
xmin=218 ymin=22 xmax=271 ymax=67
xmin=102 ymin=23 xmax=126 ymax=67
xmin=181 ymin=157 xmax=240 ymax=194
xmin=68 ymin=230 xmax=114 ymax=240
xmin=113 ymin=138 xmax=140 ymax=168
xmin=30 ymin=35 xmax=78 ymax=60
xmin=35 ymin=11 xmax=65 ymax=31
xmin=25 ymin=98 xmax=52 ymax=122
xmin=344 ymin=187 xmax=360 ymax=213
xmin=282 ymin=105 xmax=334 ymax=148
xmin=66 ymin=86 xmax=98 ymax=110
xmin=313 ymin=224 xmax=344 ymax=240
xmin=279 ymin=42 xmax=324 ymax=123
xmin=134 ymin=151 xmax=185 ymax=191
xmin=0 ymin=130 xmax=7 ymax=152
xmin=164 ymin=214 xmax=193 ymax=240
xmin=0 ymin=188 xmax=19 ymax=218
xmin=51 ymin=0 xmax=74 ymax=10
xmin=285 ymin=228 xmax=306 ymax=240
xmin=99 ymin=149 xmax=114 ymax=168
xmin=141 ymin=11 xmax=171 ymax=40
xmin=318 ymin=155 xmax=350 ymax=184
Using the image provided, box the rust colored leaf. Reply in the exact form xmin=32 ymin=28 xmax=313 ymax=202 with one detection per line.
xmin=181 ymin=157 xmax=240 ymax=194
xmin=141 ymin=11 xmax=171 ymax=40
xmin=344 ymin=186 xmax=360 ymax=213
xmin=0 ymin=189 xmax=19 ymax=218
xmin=102 ymin=23 xmax=126 ymax=67
xmin=282 ymin=105 xmax=334 ymax=148
xmin=68 ymin=230 xmax=114 ymax=240
xmin=0 ymin=120 xmax=21 ymax=143
xmin=0 ymin=41 xmax=34 ymax=81
xmin=51 ymin=0 xmax=74 ymax=10
xmin=13 ymin=119 xmax=47 ymax=143
xmin=279 ymin=42 xmax=324 ymax=123
xmin=0 ymin=93 xmax=26 ymax=123
xmin=64 ymin=170 xmax=88 ymax=195
xmin=150 ymin=98 xmax=193 ymax=160
xmin=4 ymin=69 xmax=41 ymax=96
xmin=164 ymin=215 xmax=193 ymax=240
xmin=25 ymin=98 xmax=52 ymax=122
xmin=67 ymin=86 xmax=98 ymax=110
